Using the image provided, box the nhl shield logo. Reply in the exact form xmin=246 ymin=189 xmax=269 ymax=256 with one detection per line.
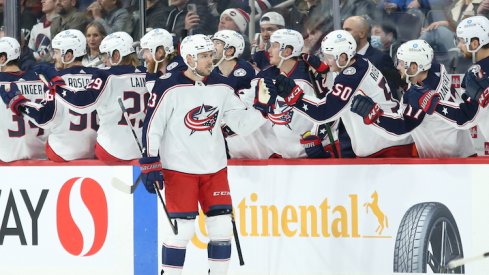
xmin=184 ymin=104 xmax=219 ymax=135
xmin=233 ymin=68 xmax=247 ymax=77
xmin=167 ymin=62 xmax=178 ymax=71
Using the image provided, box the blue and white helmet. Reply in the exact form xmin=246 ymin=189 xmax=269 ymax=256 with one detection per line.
xmin=100 ymin=31 xmax=134 ymax=65
xmin=321 ymin=30 xmax=356 ymax=69
xmin=0 ymin=37 xmax=20 ymax=66
xmin=212 ymin=30 xmax=245 ymax=59
xmin=269 ymin=29 xmax=304 ymax=68
xmin=396 ymin=39 xmax=433 ymax=78
xmin=457 ymin=15 xmax=489 ymax=53
xmin=180 ymin=34 xmax=215 ymax=68
xmin=52 ymin=29 xmax=87 ymax=64
xmin=140 ymin=28 xmax=175 ymax=62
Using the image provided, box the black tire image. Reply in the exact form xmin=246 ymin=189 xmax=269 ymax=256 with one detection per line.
xmin=393 ymin=202 xmax=464 ymax=273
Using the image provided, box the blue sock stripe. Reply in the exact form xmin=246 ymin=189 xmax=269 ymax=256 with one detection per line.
xmin=162 ymin=245 xmax=186 ymax=267
xmin=207 ymin=241 xmax=231 ymax=260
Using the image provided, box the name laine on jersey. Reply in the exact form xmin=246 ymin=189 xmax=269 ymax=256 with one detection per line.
xmin=17 ymin=83 xmax=44 ymax=95
xmin=130 ymin=77 xmax=146 ymax=88
xmin=66 ymin=78 xmax=90 ymax=88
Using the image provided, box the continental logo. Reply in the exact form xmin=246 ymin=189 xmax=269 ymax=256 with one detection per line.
xmin=191 ymin=191 xmax=391 ymax=249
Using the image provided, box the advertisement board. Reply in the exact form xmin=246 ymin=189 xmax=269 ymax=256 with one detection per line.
xmin=2 ymin=161 xmax=489 ymax=275
xmin=0 ymin=165 xmax=134 ymax=275
xmin=154 ymin=162 xmax=489 ymax=275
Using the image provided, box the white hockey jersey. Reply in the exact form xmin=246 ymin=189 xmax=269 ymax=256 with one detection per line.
xmin=53 ymin=65 xmax=148 ymax=160
xmin=238 ymin=60 xmax=332 ymax=158
xmin=0 ymin=70 xmax=48 ymax=162
xmin=292 ymin=57 xmax=414 ymax=157
xmin=143 ymin=71 xmax=266 ymax=174
xmin=364 ymin=63 xmax=475 ymax=158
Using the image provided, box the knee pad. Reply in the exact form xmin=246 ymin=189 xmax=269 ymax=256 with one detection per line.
xmin=206 ymin=214 xmax=232 ymax=241
xmin=164 ymin=218 xmax=195 ymax=247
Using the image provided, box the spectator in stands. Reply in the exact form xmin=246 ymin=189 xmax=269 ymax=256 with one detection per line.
xmin=51 ymin=0 xmax=89 ymax=38
xmin=132 ymin=0 xmax=169 ymax=39
xmin=82 ymin=21 xmax=106 ymax=68
xmin=343 ymin=16 xmax=401 ymax=96
xmin=165 ymin=0 xmax=216 ymax=41
xmin=87 ymin=0 xmax=133 ymax=34
xmin=370 ymin=21 xmax=402 ymax=58
xmin=477 ymin=0 xmax=489 ymax=15
xmin=419 ymin=0 xmax=475 ymax=68
xmin=303 ymin=16 xmax=329 ymax=55
xmin=218 ymin=8 xmax=251 ymax=60
xmin=29 ymin=0 xmax=59 ymax=62
xmin=252 ymin=11 xmax=284 ymax=70
xmin=218 ymin=8 xmax=250 ymax=35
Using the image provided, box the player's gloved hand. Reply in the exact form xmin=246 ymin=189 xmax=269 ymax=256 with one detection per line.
xmin=34 ymin=63 xmax=65 ymax=91
xmin=301 ymin=53 xmax=330 ymax=74
xmin=0 ymin=83 xmax=28 ymax=116
xmin=138 ymin=156 xmax=164 ymax=194
xmin=275 ymin=74 xmax=304 ymax=106
xmin=300 ymin=132 xmax=331 ymax=158
xmin=253 ymin=78 xmax=277 ymax=113
xmin=464 ymin=67 xmax=489 ymax=107
xmin=350 ymin=94 xmax=384 ymax=124
xmin=405 ymin=85 xmax=440 ymax=114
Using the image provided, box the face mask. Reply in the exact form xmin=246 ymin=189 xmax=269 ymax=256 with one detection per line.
xmin=370 ymin=35 xmax=382 ymax=49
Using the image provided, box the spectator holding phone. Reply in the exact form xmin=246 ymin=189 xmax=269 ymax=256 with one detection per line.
xmin=165 ymin=0 xmax=216 ymax=41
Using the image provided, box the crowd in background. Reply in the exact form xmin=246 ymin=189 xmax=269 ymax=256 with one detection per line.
xmin=4 ymin=0 xmax=489 ymax=74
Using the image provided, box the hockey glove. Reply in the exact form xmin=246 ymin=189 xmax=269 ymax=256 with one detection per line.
xmin=0 ymin=83 xmax=28 ymax=116
xmin=350 ymin=94 xmax=384 ymax=125
xmin=464 ymin=67 xmax=489 ymax=108
xmin=275 ymin=74 xmax=304 ymax=106
xmin=300 ymin=132 xmax=331 ymax=158
xmin=139 ymin=156 xmax=164 ymax=194
xmin=405 ymin=85 xmax=440 ymax=114
xmin=34 ymin=63 xmax=65 ymax=93
xmin=253 ymin=78 xmax=277 ymax=113
xmin=301 ymin=53 xmax=330 ymax=74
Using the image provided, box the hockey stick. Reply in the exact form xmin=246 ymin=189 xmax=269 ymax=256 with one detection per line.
xmin=231 ymin=214 xmax=245 ymax=265
xmin=111 ymin=173 xmax=142 ymax=194
xmin=304 ymin=63 xmax=339 ymax=158
xmin=448 ymin=251 xmax=489 ymax=269
xmin=117 ymin=97 xmax=178 ymax=235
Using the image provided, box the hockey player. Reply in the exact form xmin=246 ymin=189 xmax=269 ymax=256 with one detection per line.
xmin=0 ymin=29 xmax=100 ymax=161
xmin=425 ymin=16 xmax=489 ymax=139
xmin=252 ymin=11 xmax=285 ymax=71
xmin=350 ymin=40 xmax=476 ymax=157
xmin=267 ymin=30 xmax=415 ymax=157
xmin=251 ymin=28 xmax=334 ymax=158
xmin=139 ymin=34 xmax=266 ymax=275
xmin=211 ymin=29 xmax=270 ymax=159
xmin=37 ymin=31 xmax=148 ymax=161
xmin=0 ymin=37 xmax=48 ymax=162
xmin=139 ymin=28 xmax=186 ymax=93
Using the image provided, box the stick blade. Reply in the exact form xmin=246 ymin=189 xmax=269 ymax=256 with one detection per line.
xmin=111 ymin=177 xmax=133 ymax=194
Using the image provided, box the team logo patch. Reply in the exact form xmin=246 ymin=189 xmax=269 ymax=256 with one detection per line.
xmin=160 ymin=73 xmax=172 ymax=79
xmin=267 ymin=103 xmax=293 ymax=130
xmin=343 ymin=67 xmax=356 ymax=75
xmin=184 ymin=104 xmax=219 ymax=135
xmin=167 ymin=62 xmax=178 ymax=71
xmin=233 ymin=68 xmax=247 ymax=77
